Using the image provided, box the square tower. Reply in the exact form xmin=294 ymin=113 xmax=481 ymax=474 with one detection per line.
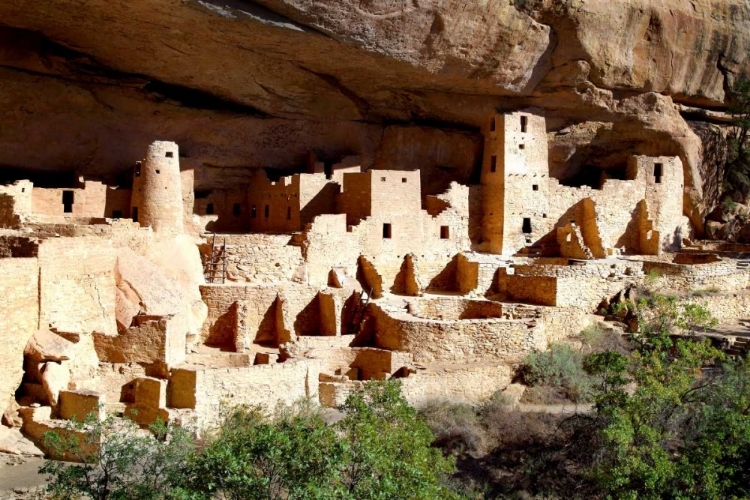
xmin=480 ymin=110 xmax=549 ymax=255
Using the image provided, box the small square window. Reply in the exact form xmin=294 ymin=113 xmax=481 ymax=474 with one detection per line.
xmin=233 ymin=203 xmax=241 ymax=217
xmin=206 ymin=203 xmax=215 ymax=215
xmin=402 ymin=178 xmax=407 ymax=183
xmin=383 ymin=223 xmax=392 ymax=239
xmin=654 ymin=163 xmax=663 ymax=184
xmin=532 ymin=184 xmax=538 ymax=191
xmin=490 ymin=156 xmax=497 ymax=173
xmin=155 ymin=169 xmax=160 ymax=174
xmin=440 ymin=226 xmax=450 ymax=239
xmin=165 ymin=151 xmax=174 ymax=158
xmin=519 ymin=144 xmax=525 ymax=150
xmin=381 ymin=177 xmax=386 ymax=182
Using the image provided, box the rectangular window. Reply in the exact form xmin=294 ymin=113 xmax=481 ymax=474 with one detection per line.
xmin=440 ymin=226 xmax=450 ymax=239
xmin=519 ymin=144 xmax=525 ymax=150
xmin=264 ymin=205 xmax=270 ymax=218
xmin=206 ymin=203 xmax=215 ymax=215
xmin=381 ymin=177 xmax=386 ymax=182
xmin=490 ymin=156 xmax=497 ymax=173
xmin=287 ymin=206 xmax=291 ymax=220
xmin=532 ymin=184 xmax=539 ymax=191
xmin=62 ymin=190 xmax=74 ymax=213
xmin=134 ymin=162 xmax=141 ymax=177
xmin=155 ymin=169 xmax=160 ymax=174
xmin=132 ymin=207 xmax=139 ymax=223
xmin=490 ymin=117 xmax=496 ymax=132
xmin=520 ymin=115 xmax=528 ymax=133
xmin=402 ymin=178 xmax=407 ymax=183
xmin=522 ymin=218 xmax=532 ymax=234
xmin=251 ymin=205 xmax=257 ymax=218
xmin=165 ymin=151 xmax=174 ymax=158
xmin=112 ymin=210 xmax=122 ymax=219
xmin=654 ymin=163 xmax=663 ymax=184
xmin=233 ymin=203 xmax=241 ymax=217
xmin=382 ymin=223 xmax=392 ymax=239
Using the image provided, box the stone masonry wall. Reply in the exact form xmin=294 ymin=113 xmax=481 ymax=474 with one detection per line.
xmin=168 ymin=358 xmax=320 ymax=428
xmin=200 ymin=234 xmax=304 ymax=284
xmin=371 ymin=303 xmax=546 ymax=364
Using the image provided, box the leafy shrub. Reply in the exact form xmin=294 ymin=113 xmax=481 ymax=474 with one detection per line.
xmin=520 ymin=344 xmax=597 ymax=402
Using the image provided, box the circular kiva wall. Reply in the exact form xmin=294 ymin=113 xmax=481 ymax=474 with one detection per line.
xmin=405 ymin=297 xmax=504 ymax=321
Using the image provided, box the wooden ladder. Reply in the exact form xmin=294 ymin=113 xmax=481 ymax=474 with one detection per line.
xmin=203 ymin=234 xmax=227 ymax=284
xmin=347 ymin=287 xmax=373 ymax=335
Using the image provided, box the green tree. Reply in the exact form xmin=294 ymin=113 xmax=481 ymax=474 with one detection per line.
xmin=181 ymin=402 xmax=344 ymax=500
xmin=337 ymin=381 xmax=459 ymax=500
xmin=41 ymin=414 xmax=193 ymax=500
xmin=583 ymin=295 xmax=750 ymax=500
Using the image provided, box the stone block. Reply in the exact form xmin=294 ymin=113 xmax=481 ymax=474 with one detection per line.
xmin=58 ymin=390 xmax=105 ymax=423
xmin=131 ymin=377 xmax=167 ymax=408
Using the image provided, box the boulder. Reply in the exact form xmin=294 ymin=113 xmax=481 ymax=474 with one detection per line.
xmin=24 ymin=329 xmax=75 ymax=363
xmin=40 ymin=361 xmax=70 ymax=408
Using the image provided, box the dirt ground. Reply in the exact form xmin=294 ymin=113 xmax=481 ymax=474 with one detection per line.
xmin=0 ymin=454 xmax=48 ymax=500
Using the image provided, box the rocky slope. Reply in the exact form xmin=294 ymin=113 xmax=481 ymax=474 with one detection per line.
xmin=1 ymin=0 xmax=749 ymax=225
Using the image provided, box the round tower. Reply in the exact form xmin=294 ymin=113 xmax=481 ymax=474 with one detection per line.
xmin=131 ymin=141 xmax=184 ymax=234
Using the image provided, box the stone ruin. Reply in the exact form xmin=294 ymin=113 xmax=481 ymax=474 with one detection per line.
xmin=1 ymin=110 xmax=749 ymax=453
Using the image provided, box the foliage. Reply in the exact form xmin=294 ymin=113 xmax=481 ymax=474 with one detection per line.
xmin=522 ymin=343 xmax=598 ymax=402
xmin=336 ymin=381 xmax=460 ymax=500
xmin=42 ymin=382 xmax=460 ymax=500
xmin=181 ymin=402 xmax=344 ymax=500
xmin=583 ymin=295 xmax=750 ymax=499
xmin=41 ymin=414 xmax=194 ymax=500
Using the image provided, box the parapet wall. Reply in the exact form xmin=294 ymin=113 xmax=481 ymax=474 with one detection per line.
xmin=168 ymin=358 xmax=321 ymax=428
xmin=644 ymin=259 xmax=750 ymax=292
xmin=371 ymin=303 xmax=546 ymax=364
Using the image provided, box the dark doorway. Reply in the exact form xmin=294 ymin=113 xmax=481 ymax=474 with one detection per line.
xmin=522 ymin=218 xmax=532 ymax=234
xmin=112 ymin=210 xmax=123 ymax=219
xmin=654 ymin=163 xmax=663 ymax=184
xmin=440 ymin=226 xmax=450 ymax=239
xmin=206 ymin=203 xmax=215 ymax=215
xmin=62 ymin=190 xmax=74 ymax=213
xmin=132 ymin=207 xmax=139 ymax=223
xmin=520 ymin=115 xmax=528 ymax=133
xmin=233 ymin=203 xmax=241 ymax=217
xmin=383 ymin=223 xmax=392 ymax=239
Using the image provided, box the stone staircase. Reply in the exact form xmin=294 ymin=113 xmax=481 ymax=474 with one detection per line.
xmin=726 ymin=336 xmax=750 ymax=358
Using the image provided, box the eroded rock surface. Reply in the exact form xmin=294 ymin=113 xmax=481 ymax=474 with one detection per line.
xmin=0 ymin=0 xmax=748 ymax=222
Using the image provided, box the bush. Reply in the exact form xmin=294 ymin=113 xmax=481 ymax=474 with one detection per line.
xmin=42 ymin=382 xmax=462 ymax=500
xmin=521 ymin=344 xmax=597 ymax=402
xmin=41 ymin=415 xmax=193 ymax=500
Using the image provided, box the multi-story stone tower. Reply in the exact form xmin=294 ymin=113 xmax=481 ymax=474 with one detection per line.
xmin=131 ymin=141 xmax=184 ymax=234
xmin=480 ymin=110 xmax=549 ymax=255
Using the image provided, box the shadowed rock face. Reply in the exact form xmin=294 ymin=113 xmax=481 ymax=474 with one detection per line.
xmin=0 ymin=0 xmax=748 ymax=223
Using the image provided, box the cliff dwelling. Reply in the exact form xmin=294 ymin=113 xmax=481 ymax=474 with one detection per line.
xmin=1 ymin=109 xmax=749 ymax=454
